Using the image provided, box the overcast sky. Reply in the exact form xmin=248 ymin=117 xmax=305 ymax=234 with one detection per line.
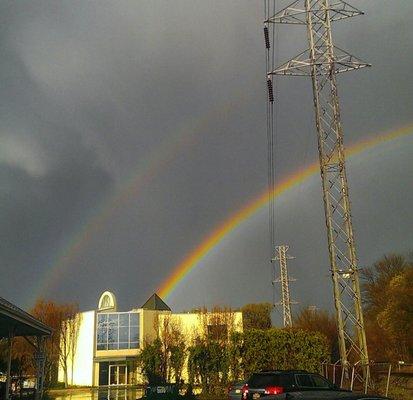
xmin=0 ymin=1 xmax=412 ymax=319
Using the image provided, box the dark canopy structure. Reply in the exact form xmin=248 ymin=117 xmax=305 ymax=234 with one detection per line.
xmin=0 ymin=297 xmax=51 ymax=338
xmin=0 ymin=296 xmax=51 ymax=400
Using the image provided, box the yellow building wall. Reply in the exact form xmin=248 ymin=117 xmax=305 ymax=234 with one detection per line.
xmin=58 ymin=305 xmax=243 ymax=386
xmin=158 ymin=311 xmax=243 ymax=343
xmin=141 ymin=309 xmax=171 ymax=344
xmin=156 ymin=311 xmax=243 ymax=383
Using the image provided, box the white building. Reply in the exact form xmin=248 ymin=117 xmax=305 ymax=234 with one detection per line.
xmin=58 ymin=291 xmax=242 ymax=387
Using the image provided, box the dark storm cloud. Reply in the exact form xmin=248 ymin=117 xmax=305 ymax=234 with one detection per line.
xmin=0 ymin=1 xmax=411 ymax=313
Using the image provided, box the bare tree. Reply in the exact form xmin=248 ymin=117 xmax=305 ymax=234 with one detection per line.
xmin=156 ymin=315 xmax=185 ymax=382
xmin=58 ymin=304 xmax=79 ymax=388
xmin=11 ymin=299 xmax=79 ymax=388
xmin=69 ymin=311 xmax=82 ymax=385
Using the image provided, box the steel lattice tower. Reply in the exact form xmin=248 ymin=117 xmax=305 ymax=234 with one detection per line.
xmin=274 ymin=245 xmax=295 ymax=328
xmin=265 ymin=0 xmax=370 ymax=387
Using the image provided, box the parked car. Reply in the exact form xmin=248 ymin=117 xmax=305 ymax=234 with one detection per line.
xmin=265 ymin=391 xmax=390 ymax=399
xmin=141 ymin=382 xmax=196 ymax=400
xmin=241 ymin=370 xmax=346 ymax=399
xmin=228 ymin=380 xmax=247 ymax=400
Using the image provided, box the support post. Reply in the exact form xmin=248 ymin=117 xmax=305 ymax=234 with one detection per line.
xmin=5 ymin=329 xmax=14 ymax=400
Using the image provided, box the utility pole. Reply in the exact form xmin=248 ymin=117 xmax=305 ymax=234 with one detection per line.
xmin=273 ymin=245 xmax=295 ymax=328
xmin=265 ymin=0 xmax=370 ymax=389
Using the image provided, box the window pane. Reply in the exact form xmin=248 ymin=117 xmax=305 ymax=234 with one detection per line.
xmin=119 ymin=326 xmax=129 ymax=342
xmin=97 ymin=343 xmax=107 ymax=351
xmin=97 ymin=313 xmax=108 ymax=348
xmin=119 ymin=342 xmax=129 ymax=350
xmin=97 ymin=327 xmax=107 ymax=344
xmin=129 ymin=342 xmax=139 ymax=349
xmin=130 ymin=326 xmax=139 ymax=343
xmin=98 ymin=314 xmax=108 ymax=324
xmin=296 ymin=374 xmax=314 ymax=388
xmin=249 ymin=374 xmax=281 ymax=388
xmin=130 ymin=313 xmax=139 ymax=327
xmin=108 ymin=325 xmax=118 ymax=343
xmin=312 ymin=375 xmax=332 ymax=389
xmin=108 ymin=314 xmax=119 ymax=324
xmin=119 ymin=314 xmax=129 ymax=327
xmin=108 ymin=342 xmax=118 ymax=350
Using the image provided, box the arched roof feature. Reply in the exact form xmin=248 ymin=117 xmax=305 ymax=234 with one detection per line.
xmin=98 ymin=291 xmax=117 ymax=311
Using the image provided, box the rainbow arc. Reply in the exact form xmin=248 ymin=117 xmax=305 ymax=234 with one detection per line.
xmin=157 ymin=123 xmax=413 ymax=299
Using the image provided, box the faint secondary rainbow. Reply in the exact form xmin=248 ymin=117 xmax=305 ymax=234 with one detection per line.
xmin=30 ymin=95 xmax=247 ymax=306
xmin=157 ymin=123 xmax=413 ymax=299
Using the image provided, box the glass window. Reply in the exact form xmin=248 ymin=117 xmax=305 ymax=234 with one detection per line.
xmin=119 ymin=314 xmax=129 ymax=327
xmin=98 ymin=314 xmax=108 ymax=324
xmin=295 ymin=374 xmax=314 ymax=388
xmin=130 ymin=313 xmax=139 ymax=327
xmin=108 ymin=342 xmax=118 ymax=350
xmin=97 ymin=326 xmax=107 ymax=343
xmin=97 ymin=343 xmax=106 ymax=351
xmin=108 ymin=314 xmax=118 ymax=324
xmin=119 ymin=326 xmax=129 ymax=342
xmin=249 ymin=374 xmax=281 ymax=388
xmin=129 ymin=325 xmax=139 ymax=343
xmin=96 ymin=312 xmax=140 ymax=351
xmin=311 ymin=375 xmax=332 ymax=389
xmin=101 ymin=295 xmax=111 ymax=308
xmin=108 ymin=324 xmax=118 ymax=343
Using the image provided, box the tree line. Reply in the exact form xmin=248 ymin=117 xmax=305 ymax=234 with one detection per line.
xmin=292 ymin=253 xmax=413 ymax=364
xmin=137 ymin=307 xmax=329 ymax=396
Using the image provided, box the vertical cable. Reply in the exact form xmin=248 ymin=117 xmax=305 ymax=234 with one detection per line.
xmin=264 ymin=0 xmax=278 ymax=308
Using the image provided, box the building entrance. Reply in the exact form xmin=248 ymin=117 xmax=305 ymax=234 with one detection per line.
xmin=109 ymin=364 xmax=127 ymax=385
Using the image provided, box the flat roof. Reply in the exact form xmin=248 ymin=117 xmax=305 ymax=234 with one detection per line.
xmin=0 ymin=297 xmax=52 ymax=338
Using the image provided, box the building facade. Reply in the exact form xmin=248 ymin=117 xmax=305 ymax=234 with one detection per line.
xmin=58 ymin=291 xmax=242 ymax=387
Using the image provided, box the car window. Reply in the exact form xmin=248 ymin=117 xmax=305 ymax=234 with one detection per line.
xmin=311 ymin=374 xmax=332 ymax=388
xmin=295 ymin=374 xmax=314 ymax=388
xmin=249 ymin=374 xmax=280 ymax=388
xmin=248 ymin=374 xmax=295 ymax=388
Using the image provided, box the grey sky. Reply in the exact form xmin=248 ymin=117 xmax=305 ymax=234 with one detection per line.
xmin=0 ymin=1 xmax=412 ymax=318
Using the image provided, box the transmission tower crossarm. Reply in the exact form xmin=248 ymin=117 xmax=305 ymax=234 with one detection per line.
xmin=268 ymin=47 xmax=370 ymax=77
xmin=266 ymin=0 xmax=363 ymax=25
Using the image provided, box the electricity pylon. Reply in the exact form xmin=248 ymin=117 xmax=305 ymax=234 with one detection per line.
xmin=265 ymin=0 xmax=370 ymax=388
xmin=273 ymin=245 xmax=295 ymax=327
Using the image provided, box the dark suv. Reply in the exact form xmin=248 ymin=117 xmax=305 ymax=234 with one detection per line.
xmin=242 ymin=370 xmax=343 ymax=399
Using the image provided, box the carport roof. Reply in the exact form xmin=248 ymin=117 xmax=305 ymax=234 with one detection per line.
xmin=0 ymin=296 xmax=52 ymax=338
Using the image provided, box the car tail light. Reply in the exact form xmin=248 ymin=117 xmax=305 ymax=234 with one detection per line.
xmin=241 ymin=384 xmax=249 ymax=399
xmin=264 ymin=386 xmax=284 ymax=395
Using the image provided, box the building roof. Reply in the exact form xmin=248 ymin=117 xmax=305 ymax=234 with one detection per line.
xmin=141 ymin=293 xmax=171 ymax=311
xmin=0 ymin=296 xmax=52 ymax=338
